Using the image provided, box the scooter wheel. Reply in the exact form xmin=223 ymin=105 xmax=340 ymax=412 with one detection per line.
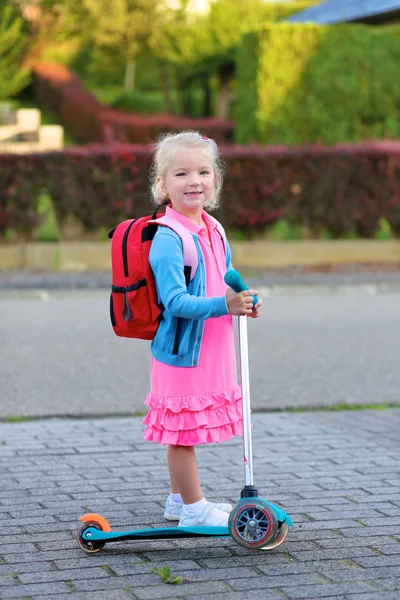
xmin=260 ymin=522 xmax=290 ymax=550
xmin=77 ymin=514 xmax=110 ymax=554
xmin=229 ymin=500 xmax=278 ymax=550
xmin=77 ymin=521 xmax=105 ymax=553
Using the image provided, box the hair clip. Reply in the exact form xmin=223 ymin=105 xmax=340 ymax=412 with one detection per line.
xmin=201 ymin=136 xmax=210 ymax=141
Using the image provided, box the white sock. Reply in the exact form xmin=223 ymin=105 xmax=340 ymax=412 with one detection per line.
xmin=169 ymin=493 xmax=182 ymax=504
xmin=184 ymin=497 xmax=207 ymax=515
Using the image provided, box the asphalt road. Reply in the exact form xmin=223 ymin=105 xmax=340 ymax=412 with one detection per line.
xmin=1 ymin=286 xmax=399 ymax=418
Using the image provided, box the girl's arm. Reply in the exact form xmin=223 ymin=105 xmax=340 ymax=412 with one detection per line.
xmin=225 ymin=236 xmax=233 ymax=272
xmin=150 ymin=229 xmax=229 ymax=319
xmin=224 ymin=234 xmax=263 ymax=319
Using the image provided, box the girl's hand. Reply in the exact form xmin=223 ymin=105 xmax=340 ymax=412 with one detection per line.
xmin=248 ymin=297 xmax=263 ymax=319
xmin=226 ymin=288 xmax=259 ymax=316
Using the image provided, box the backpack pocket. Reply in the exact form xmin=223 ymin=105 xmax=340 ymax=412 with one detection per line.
xmin=111 ymin=279 xmax=157 ymax=339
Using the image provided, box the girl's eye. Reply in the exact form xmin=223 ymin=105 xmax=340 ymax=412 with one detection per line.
xmin=175 ymin=170 xmax=210 ymax=176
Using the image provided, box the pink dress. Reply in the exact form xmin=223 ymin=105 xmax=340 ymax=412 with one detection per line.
xmin=142 ymin=209 xmax=243 ymax=446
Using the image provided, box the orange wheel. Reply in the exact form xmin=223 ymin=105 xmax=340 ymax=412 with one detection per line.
xmin=79 ymin=513 xmax=111 ymax=532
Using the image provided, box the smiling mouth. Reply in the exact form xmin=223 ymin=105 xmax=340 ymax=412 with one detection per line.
xmin=185 ymin=192 xmax=202 ymax=196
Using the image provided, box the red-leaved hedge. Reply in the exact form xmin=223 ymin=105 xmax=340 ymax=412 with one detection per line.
xmin=33 ymin=63 xmax=233 ymax=145
xmin=224 ymin=141 xmax=400 ymax=238
xmin=99 ymin=110 xmax=233 ymax=145
xmin=33 ymin=63 xmax=105 ymax=144
xmin=1 ymin=141 xmax=400 ymax=240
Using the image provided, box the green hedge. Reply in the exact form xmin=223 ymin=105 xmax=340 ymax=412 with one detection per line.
xmin=236 ymin=23 xmax=400 ymax=146
xmin=151 ymin=1 xmax=317 ymax=71
xmin=111 ymin=90 xmax=166 ymax=114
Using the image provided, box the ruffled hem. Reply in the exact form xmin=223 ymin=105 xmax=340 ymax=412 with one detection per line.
xmin=142 ymin=385 xmax=243 ymax=446
xmin=144 ymin=384 xmax=242 ymax=413
xmin=143 ymin=396 xmax=242 ymax=431
xmin=143 ymin=419 xmax=243 ymax=446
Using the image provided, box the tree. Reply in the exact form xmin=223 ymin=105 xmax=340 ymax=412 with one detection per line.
xmin=151 ymin=0 xmax=272 ymax=118
xmin=151 ymin=0 xmax=318 ymax=118
xmin=66 ymin=0 xmax=162 ymax=91
xmin=0 ymin=1 xmax=31 ymax=101
xmin=19 ymin=0 xmax=163 ymax=91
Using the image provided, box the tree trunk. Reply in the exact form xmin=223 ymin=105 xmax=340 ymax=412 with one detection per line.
xmin=203 ymin=77 xmax=212 ymax=117
xmin=124 ymin=59 xmax=136 ymax=92
xmin=182 ymin=78 xmax=192 ymax=117
xmin=216 ymin=69 xmax=232 ymax=119
xmin=160 ymin=61 xmax=173 ymax=114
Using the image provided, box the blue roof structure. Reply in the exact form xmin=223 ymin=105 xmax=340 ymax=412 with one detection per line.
xmin=287 ymin=1 xmax=400 ymax=24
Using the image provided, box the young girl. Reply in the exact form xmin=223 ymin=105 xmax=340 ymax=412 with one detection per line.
xmin=142 ymin=131 xmax=263 ymax=528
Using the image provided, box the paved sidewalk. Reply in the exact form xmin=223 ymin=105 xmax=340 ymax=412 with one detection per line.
xmin=1 ymin=409 xmax=399 ymax=599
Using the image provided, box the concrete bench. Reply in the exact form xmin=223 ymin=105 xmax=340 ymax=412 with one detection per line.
xmin=0 ymin=108 xmax=63 ymax=152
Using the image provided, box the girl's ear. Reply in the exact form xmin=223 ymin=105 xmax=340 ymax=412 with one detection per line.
xmin=157 ymin=175 xmax=167 ymax=195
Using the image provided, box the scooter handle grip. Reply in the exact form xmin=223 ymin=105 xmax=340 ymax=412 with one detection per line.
xmin=224 ymin=269 xmax=259 ymax=307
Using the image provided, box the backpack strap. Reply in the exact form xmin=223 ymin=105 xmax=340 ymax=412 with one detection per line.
xmin=148 ymin=214 xmax=198 ymax=281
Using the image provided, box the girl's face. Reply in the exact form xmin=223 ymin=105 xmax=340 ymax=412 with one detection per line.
xmin=159 ymin=147 xmax=215 ymax=219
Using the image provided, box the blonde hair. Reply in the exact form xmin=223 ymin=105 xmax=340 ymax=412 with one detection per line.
xmin=150 ymin=131 xmax=224 ymax=210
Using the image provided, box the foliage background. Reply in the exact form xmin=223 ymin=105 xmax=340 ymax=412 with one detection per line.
xmin=236 ymin=23 xmax=400 ymax=146
xmin=0 ymin=1 xmax=31 ymax=103
xmin=1 ymin=0 xmax=400 ymax=242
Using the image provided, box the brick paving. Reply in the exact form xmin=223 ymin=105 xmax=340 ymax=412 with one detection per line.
xmin=0 ymin=409 xmax=399 ymax=599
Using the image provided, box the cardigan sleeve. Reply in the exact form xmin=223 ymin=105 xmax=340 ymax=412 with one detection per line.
xmin=225 ymin=236 xmax=233 ymax=271
xmin=149 ymin=229 xmax=229 ymax=320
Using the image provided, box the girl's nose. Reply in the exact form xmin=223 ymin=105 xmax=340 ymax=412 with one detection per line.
xmin=189 ymin=174 xmax=200 ymax=186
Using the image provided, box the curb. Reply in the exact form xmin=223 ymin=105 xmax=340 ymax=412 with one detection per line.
xmin=1 ymin=239 xmax=400 ymax=271
xmin=260 ymin=283 xmax=400 ymax=295
xmin=1 ymin=284 xmax=400 ymax=299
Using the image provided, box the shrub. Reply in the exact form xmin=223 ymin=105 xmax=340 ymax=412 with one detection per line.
xmin=152 ymin=1 xmax=318 ymax=70
xmin=374 ymin=218 xmax=393 ymax=241
xmin=0 ymin=153 xmax=43 ymax=240
xmin=33 ymin=62 xmax=105 ymax=143
xmin=33 ymin=62 xmax=233 ymax=144
xmin=1 ymin=141 xmax=400 ymax=240
xmin=236 ymin=23 xmax=400 ymax=146
xmin=151 ymin=1 xmax=317 ymax=119
xmin=37 ymin=192 xmax=60 ymax=242
xmin=99 ymin=112 xmax=233 ymax=145
xmin=0 ymin=2 xmax=31 ymax=100
xmin=111 ymin=90 xmax=165 ymax=114
xmin=43 ymin=145 xmax=152 ymax=233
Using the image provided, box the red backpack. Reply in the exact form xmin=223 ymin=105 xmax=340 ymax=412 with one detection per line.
xmin=108 ymin=210 xmax=199 ymax=340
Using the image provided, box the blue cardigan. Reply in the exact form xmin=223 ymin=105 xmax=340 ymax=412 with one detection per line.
xmin=149 ymin=224 xmax=232 ymax=367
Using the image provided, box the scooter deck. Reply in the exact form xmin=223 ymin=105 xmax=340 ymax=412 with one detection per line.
xmin=82 ymin=525 xmax=231 ymax=543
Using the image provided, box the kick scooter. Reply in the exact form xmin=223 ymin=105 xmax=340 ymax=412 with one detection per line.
xmin=77 ymin=270 xmax=292 ymax=553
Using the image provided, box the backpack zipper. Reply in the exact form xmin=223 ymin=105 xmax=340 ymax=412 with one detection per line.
xmin=122 ymin=220 xmax=136 ymax=277
xmin=172 ymin=265 xmax=193 ymax=355
xmin=173 ymin=318 xmax=182 ymax=355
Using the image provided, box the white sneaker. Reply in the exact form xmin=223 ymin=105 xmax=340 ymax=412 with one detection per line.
xmin=164 ymin=496 xmax=233 ymax=521
xmin=178 ymin=502 xmax=229 ymax=528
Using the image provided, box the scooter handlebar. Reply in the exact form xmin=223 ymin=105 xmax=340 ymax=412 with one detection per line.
xmin=224 ymin=269 xmax=259 ymax=307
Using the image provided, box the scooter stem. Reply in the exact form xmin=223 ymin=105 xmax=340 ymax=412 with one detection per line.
xmin=224 ymin=269 xmax=259 ymax=497
xmin=238 ymin=314 xmax=255 ymax=489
